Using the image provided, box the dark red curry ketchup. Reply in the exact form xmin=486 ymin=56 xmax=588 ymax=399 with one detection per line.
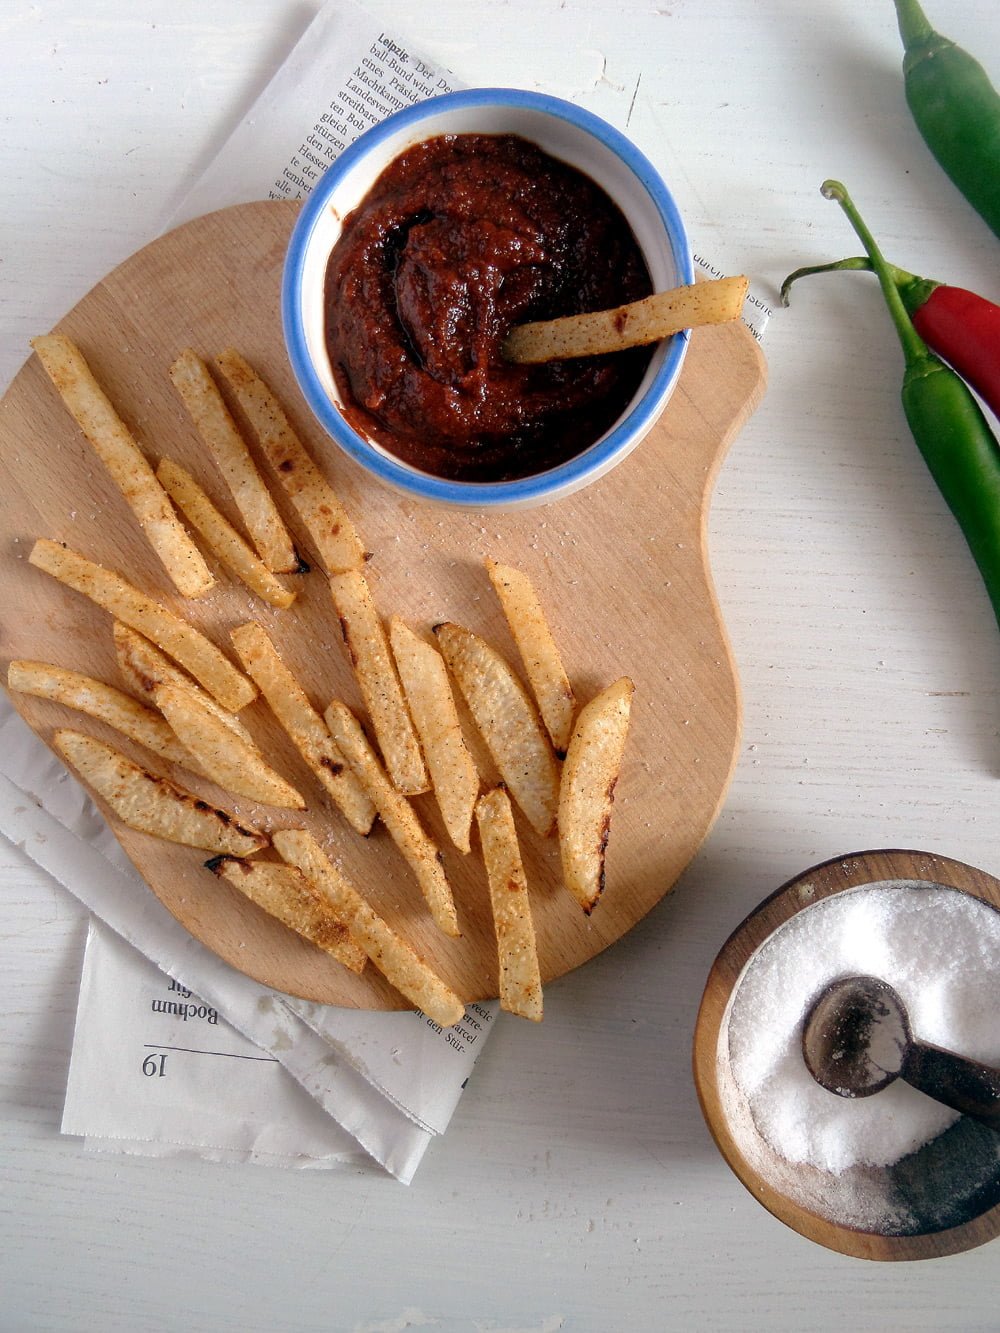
xmin=323 ymin=134 xmax=653 ymax=483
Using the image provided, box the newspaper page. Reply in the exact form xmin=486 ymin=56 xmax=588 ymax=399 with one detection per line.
xmin=169 ymin=0 xmax=460 ymax=227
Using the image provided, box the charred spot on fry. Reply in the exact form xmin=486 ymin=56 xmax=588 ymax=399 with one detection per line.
xmin=558 ymin=677 xmax=633 ymax=913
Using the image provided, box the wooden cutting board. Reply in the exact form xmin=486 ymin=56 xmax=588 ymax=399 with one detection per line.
xmin=0 ymin=200 xmax=766 ymax=1009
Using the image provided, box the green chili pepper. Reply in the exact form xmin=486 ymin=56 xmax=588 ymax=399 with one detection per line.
xmin=820 ymin=180 xmax=1000 ymax=629
xmin=894 ymin=0 xmax=1000 ymax=238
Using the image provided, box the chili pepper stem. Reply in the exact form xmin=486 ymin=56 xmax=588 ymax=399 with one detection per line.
xmin=894 ymin=0 xmax=935 ymax=53
xmin=780 ymin=255 xmax=940 ymax=320
xmin=780 ymin=257 xmax=871 ymax=306
xmin=820 ymin=181 xmax=928 ymax=367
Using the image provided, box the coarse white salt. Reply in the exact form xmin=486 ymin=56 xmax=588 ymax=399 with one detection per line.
xmin=727 ymin=880 xmax=1000 ymax=1174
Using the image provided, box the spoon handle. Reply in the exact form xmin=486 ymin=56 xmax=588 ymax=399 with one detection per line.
xmin=902 ymin=1041 xmax=1000 ymax=1128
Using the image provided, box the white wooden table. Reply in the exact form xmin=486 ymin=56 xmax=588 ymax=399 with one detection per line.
xmin=3 ymin=1 xmax=1000 ymax=1327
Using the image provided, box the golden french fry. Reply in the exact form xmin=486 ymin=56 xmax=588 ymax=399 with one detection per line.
xmin=168 ymin=347 xmax=299 ymax=573
xmin=30 ymin=333 xmax=214 ymax=597
xmin=485 ymin=559 xmax=576 ymax=757
xmin=7 ymin=659 xmax=203 ymax=774
xmin=388 ymin=616 xmax=479 ymax=854
xmin=209 ymin=857 xmax=366 ymax=974
xmin=324 ymin=700 xmax=458 ymax=938
xmin=229 ymin=622 xmax=375 ymax=836
xmin=153 ymin=682 xmax=305 ymax=809
xmin=112 ymin=622 xmax=255 ymax=746
xmin=273 ymin=827 xmax=465 ymax=1028
xmin=329 ymin=570 xmax=427 ymax=796
xmin=156 ymin=457 xmax=296 ymax=609
xmin=558 ymin=676 xmax=634 ymax=913
xmin=433 ymin=622 xmax=559 ymax=838
xmin=28 ymin=540 xmax=256 ymax=713
xmin=502 ymin=275 xmax=749 ymax=364
xmin=214 ymin=348 xmax=365 ymax=575
xmin=54 ymin=728 xmax=266 ymax=856
xmin=475 ymin=787 xmax=543 ymax=1022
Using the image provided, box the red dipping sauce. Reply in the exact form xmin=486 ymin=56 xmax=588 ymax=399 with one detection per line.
xmin=323 ymin=134 xmax=653 ymax=483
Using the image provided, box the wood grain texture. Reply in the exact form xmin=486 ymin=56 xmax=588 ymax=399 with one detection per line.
xmin=694 ymin=849 xmax=1000 ymax=1261
xmin=0 ymin=199 xmax=765 ymax=1009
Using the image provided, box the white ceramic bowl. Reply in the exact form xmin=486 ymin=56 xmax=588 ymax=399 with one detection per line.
xmin=282 ymin=88 xmax=693 ymax=509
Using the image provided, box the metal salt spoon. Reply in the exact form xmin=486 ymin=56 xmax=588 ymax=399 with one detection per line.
xmin=801 ymin=975 xmax=1000 ymax=1128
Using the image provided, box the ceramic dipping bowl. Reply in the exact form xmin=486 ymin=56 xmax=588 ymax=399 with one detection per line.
xmin=282 ymin=87 xmax=693 ymax=509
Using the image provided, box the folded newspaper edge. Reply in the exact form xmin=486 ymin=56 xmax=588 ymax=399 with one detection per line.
xmin=0 ymin=701 xmax=497 ymax=1183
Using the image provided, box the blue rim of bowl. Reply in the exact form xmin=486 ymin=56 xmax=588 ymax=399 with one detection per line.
xmin=282 ymin=87 xmax=694 ymax=507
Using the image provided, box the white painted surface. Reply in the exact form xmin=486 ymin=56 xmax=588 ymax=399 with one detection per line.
xmin=3 ymin=1 xmax=1000 ymax=1327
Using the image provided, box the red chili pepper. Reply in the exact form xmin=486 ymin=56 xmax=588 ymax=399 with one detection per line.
xmin=781 ymin=256 xmax=1000 ymax=420
xmin=911 ymin=282 xmax=1000 ymax=417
